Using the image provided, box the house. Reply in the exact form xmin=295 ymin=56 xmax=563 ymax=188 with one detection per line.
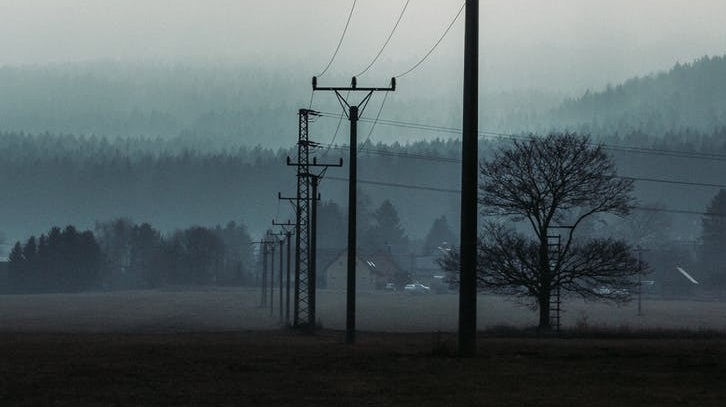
xmin=323 ymin=250 xmax=408 ymax=291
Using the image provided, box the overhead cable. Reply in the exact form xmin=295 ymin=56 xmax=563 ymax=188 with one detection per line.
xmin=317 ymin=0 xmax=357 ymax=78
xmin=315 ymin=111 xmax=726 ymax=162
xmin=394 ymin=1 xmax=465 ymax=78
xmin=324 ymin=176 xmax=726 ymax=218
xmin=355 ymin=0 xmax=411 ymax=77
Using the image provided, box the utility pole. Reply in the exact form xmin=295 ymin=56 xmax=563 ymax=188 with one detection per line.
xmin=459 ymin=0 xmax=479 ymax=356
xmin=273 ymin=220 xmax=296 ymax=326
xmin=270 ymin=230 xmax=287 ymax=325
xmin=285 ymin=155 xmax=342 ymax=330
xmin=268 ymin=230 xmax=275 ymax=317
xmin=637 ymin=246 xmax=644 ymax=316
xmin=313 ymin=76 xmax=395 ymax=344
xmin=281 ymin=109 xmax=342 ymax=330
xmin=251 ymin=239 xmax=274 ymax=308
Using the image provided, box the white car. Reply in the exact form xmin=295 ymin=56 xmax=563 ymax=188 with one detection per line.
xmin=404 ymin=283 xmax=431 ymax=294
xmin=593 ymin=286 xmax=629 ymax=296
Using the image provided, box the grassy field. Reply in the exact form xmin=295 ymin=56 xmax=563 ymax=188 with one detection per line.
xmin=1 ymin=330 xmax=726 ymax=405
xmin=1 ymin=286 xmax=725 ymax=333
xmin=1 ymin=288 xmax=725 ymax=405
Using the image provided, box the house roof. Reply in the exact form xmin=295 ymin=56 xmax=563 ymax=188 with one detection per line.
xmin=321 ymin=249 xmax=405 ymax=278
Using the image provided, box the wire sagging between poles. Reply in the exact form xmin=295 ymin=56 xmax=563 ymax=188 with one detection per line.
xmin=360 ymin=91 xmax=390 ymax=150
xmin=316 ymin=0 xmax=357 ymax=78
xmin=394 ymin=1 xmax=465 ymax=78
xmin=355 ymin=0 xmax=411 ymax=77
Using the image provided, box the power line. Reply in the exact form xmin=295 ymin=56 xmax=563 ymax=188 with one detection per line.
xmin=360 ymin=91 xmax=390 ymax=150
xmin=327 ymin=175 xmax=460 ymax=194
xmin=316 ymin=111 xmax=726 ymax=163
xmin=632 ymin=206 xmax=725 ymax=218
xmin=317 ymin=0 xmax=357 ymax=78
xmin=627 ymin=176 xmax=726 ymax=190
xmin=325 ymin=175 xmax=725 ymax=218
xmin=355 ymin=0 xmax=411 ymax=77
xmin=317 ymin=135 xmax=726 ymax=190
xmin=394 ymin=1 xmax=465 ymax=78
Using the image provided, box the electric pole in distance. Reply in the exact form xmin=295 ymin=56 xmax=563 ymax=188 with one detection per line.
xmin=312 ymin=76 xmax=396 ymax=344
xmin=269 ymin=229 xmax=288 ymax=325
xmin=459 ymin=0 xmax=479 ymax=356
xmin=272 ymin=219 xmax=296 ymax=326
xmin=251 ymin=238 xmax=274 ymax=308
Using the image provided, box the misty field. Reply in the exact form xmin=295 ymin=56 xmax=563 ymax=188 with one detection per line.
xmin=1 ymin=286 xmax=725 ymax=333
xmin=1 ymin=288 xmax=726 ymax=405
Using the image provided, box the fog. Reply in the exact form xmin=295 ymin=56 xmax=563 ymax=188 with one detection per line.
xmin=2 ymin=1 xmax=726 ymax=334
xmin=2 ymin=288 xmax=725 ymax=334
xmin=3 ymin=0 xmax=726 ymax=94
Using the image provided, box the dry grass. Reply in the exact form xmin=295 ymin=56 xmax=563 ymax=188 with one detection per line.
xmin=1 ymin=288 xmax=725 ymax=405
xmin=2 ymin=287 xmax=725 ymax=334
xmin=0 ymin=330 xmax=725 ymax=406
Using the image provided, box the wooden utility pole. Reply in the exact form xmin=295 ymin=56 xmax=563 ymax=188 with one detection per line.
xmin=459 ymin=0 xmax=479 ymax=356
xmin=269 ymin=230 xmax=288 ymax=325
xmin=272 ymin=220 xmax=296 ymax=325
xmin=313 ymin=76 xmax=396 ymax=344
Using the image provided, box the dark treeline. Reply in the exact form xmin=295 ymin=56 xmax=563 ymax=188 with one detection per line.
xmin=0 ymin=62 xmax=297 ymax=147
xmin=0 ymin=131 xmax=465 ymax=245
xmin=8 ymin=226 xmax=101 ymax=293
xmin=3 ymin=55 xmax=726 ymax=296
xmin=5 ymin=219 xmax=254 ymax=294
xmin=2 ymin=129 xmax=726 ymax=292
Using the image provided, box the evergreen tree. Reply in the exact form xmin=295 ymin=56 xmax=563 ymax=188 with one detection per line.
xmin=701 ymin=189 xmax=726 ymax=287
xmin=422 ymin=216 xmax=457 ymax=256
xmin=362 ymin=200 xmax=409 ymax=256
xmin=7 ymin=241 xmax=25 ymax=293
xmin=317 ymin=200 xmax=346 ymax=251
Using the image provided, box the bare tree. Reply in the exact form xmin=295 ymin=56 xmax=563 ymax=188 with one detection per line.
xmin=443 ymin=133 xmax=640 ymax=330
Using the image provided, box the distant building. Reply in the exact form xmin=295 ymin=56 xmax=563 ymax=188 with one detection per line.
xmin=322 ymin=250 xmax=408 ymax=291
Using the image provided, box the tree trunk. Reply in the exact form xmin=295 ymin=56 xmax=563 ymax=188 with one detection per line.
xmin=538 ymin=238 xmax=552 ymax=330
xmin=538 ymin=290 xmax=551 ymax=330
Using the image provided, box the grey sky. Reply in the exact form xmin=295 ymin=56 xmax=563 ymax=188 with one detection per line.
xmin=1 ymin=0 xmax=725 ymax=94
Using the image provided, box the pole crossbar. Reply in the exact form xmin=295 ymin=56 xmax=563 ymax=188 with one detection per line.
xmin=313 ymin=75 xmax=396 ymax=92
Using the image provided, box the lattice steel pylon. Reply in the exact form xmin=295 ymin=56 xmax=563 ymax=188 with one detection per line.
xmin=292 ymin=108 xmax=314 ymax=328
xmin=547 ymin=234 xmax=562 ymax=331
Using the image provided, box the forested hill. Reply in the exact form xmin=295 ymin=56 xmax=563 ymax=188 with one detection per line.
xmin=0 ymin=62 xmax=299 ymax=147
xmin=2 ymin=129 xmax=726 ymax=258
xmin=553 ymin=55 xmax=726 ymax=135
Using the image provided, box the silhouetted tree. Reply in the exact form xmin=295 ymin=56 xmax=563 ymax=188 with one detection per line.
xmin=166 ymin=226 xmax=224 ymax=285
xmin=130 ymin=223 xmax=165 ymax=288
xmin=441 ymin=133 xmax=640 ymax=330
xmin=214 ymin=221 xmax=254 ymax=284
xmin=7 ymin=242 xmax=25 ymax=292
xmin=7 ymin=226 xmax=101 ymax=293
xmin=317 ymin=200 xmax=347 ymax=252
xmin=95 ymin=218 xmax=135 ymax=289
xmin=617 ymin=202 xmax=672 ymax=248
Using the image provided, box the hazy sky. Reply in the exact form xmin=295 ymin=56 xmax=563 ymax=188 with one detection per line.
xmin=1 ymin=0 xmax=726 ymax=94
